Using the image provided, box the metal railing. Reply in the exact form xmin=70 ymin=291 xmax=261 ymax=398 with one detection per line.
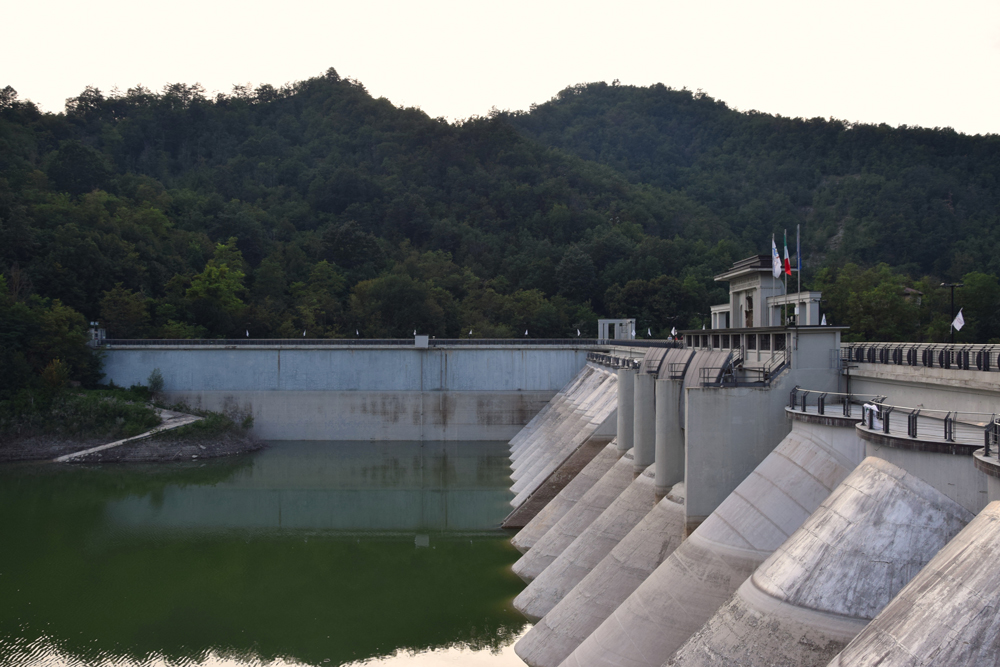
xmin=97 ymin=337 xmax=684 ymax=349
xmin=841 ymin=342 xmax=1000 ymax=373
xmin=587 ymin=352 xmax=642 ymax=370
xmin=700 ymin=347 xmax=789 ymax=388
xmin=790 ymin=387 xmax=997 ymax=447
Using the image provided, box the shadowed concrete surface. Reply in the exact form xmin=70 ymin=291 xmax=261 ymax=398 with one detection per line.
xmin=512 ymin=452 xmax=635 ymax=583
xmin=511 ymin=442 xmax=619 ymax=553
xmin=561 ymin=417 xmax=863 ymax=667
xmin=515 ymin=482 xmax=686 ymax=667
xmin=667 ymin=457 xmax=973 ymax=667
xmin=827 ymin=501 xmax=1000 ymax=667
xmin=513 ymin=464 xmax=658 ymax=622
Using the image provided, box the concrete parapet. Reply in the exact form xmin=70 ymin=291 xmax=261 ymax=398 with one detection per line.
xmin=512 ymin=452 xmax=635 ymax=583
xmin=562 ymin=415 xmax=863 ymax=667
xmin=617 ymin=368 xmax=636 ymax=454
xmin=513 ymin=464 xmax=657 ymax=622
xmin=668 ymin=457 xmax=972 ymax=667
xmin=828 ymin=501 xmax=1000 ymax=666
xmin=516 ymin=482 xmax=686 ymax=667
xmin=510 ymin=442 xmax=620 ymax=551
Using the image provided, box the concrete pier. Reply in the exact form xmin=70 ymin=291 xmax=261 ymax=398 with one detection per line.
xmin=632 ymin=374 xmax=655 ymax=473
xmin=667 ymin=457 xmax=972 ymax=667
xmin=562 ymin=411 xmax=863 ymax=667
xmin=513 ymin=464 xmax=657 ymax=621
xmin=512 ymin=451 xmax=635 ymax=583
xmin=516 ymin=482 xmax=686 ymax=667
xmin=616 ymin=368 xmax=636 ymax=454
xmin=654 ymin=377 xmax=684 ymax=495
xmin=511 ymin=442 xmax=619 ymax=553
xmin=829 ymin=501 xmax=1000 ymax=666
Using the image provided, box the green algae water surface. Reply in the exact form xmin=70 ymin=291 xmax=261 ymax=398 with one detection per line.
xmin=0 ymin=441 xmax=529 ymax=667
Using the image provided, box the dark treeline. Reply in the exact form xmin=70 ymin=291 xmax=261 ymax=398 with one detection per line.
xmin=2 ymin=70 xmax=1000 ymax=397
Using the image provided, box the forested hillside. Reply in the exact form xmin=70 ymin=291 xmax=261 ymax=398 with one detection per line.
xmin=2 ymin=69 xmax=1000 ymax=395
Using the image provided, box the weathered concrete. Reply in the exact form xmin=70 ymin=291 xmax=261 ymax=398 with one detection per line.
xmin=632 ymin=374 xmax=656 ymax=472
xmin=617 ymin=368 xmax=636 ymax=454
xmin=511 ymin=375 xmax=618 ymax=508
xmin=104 ymin=346 xmax=590 ymax=440
xmin=511 ymin=442 xmax=620 ymax=553
xmin=512 ymin=452 xmax=635 ymax=583
xmin=828 ymin=501 xmax=1000 ymax=667
xmin=514 ymin=464 xmax=657 ymax=622
xmin=503 ymin=435 xmax=614 ymax=530
xmin=516 ymin=482 xmax=686 ymax=667
xmin=512 ymin=372 xmax=617 ymax=487
xmin=859 ymin=425 xmax=989 ymax=514
xmin=54 ymin=408 xmax=202 ymax=462
xmin=668 ymin=457 xmax=972 ymax=667
xmin=511 ymin=366 xmax=594 ymax=460
xmin=562 ymin=413 xmax=864 ymax=667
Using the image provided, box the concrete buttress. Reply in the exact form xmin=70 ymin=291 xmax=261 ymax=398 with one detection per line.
xmin=667 ymin=457 xmax=972 ymax=667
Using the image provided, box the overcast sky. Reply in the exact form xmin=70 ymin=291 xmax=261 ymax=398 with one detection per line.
xmin=4 ymin=0 xmax=999 ymax=135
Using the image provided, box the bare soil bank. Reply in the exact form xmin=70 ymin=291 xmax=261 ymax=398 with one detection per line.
xmin=0 ymin=432 xmax=264 ymax=463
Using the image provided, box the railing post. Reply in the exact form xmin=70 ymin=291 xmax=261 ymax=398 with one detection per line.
xmin=882 ymin=406 xmax=892 ymax=434
xmin=818 ymin=393 xmax=827 ymax=415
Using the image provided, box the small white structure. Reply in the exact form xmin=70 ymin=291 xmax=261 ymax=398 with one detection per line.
xmin=598 ymin=319 xmax=636 ymax=341
xmin=88 ymin=322 xmax=106 ymax=346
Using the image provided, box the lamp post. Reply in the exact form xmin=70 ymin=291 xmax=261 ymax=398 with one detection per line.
xmin=941 ymin=282 xmax=964 ymax=344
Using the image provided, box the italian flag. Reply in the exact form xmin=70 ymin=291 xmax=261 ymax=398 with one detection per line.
xmin=783 ymin=230 xmax=792 ymax=276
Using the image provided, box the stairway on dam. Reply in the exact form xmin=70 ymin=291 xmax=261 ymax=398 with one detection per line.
xmin=505 ymin=333 xmax=1000 ymax=667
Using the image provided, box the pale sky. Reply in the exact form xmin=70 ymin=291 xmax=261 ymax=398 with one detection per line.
xmin=4 ymin=0 xmax=1000 ymax=135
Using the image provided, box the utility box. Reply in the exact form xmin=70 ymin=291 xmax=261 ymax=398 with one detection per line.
xmin=414 ymin=335 xmax=429 ymax=349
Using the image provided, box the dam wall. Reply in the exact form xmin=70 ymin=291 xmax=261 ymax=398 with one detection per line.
xmin=101 ymin=344 xmax=591 ymax=440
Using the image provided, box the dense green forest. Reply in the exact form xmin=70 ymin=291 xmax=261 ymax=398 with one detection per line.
xmin=2 ymin=68 xmax=1000 ymax=396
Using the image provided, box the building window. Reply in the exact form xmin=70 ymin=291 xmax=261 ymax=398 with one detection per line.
xmin=774 ymin=334 xmax=786 ymax=351
xmin=760 ymin=334 xmax=771 ymax=351
xmin=747 ymin=334 xmax=757 ymax=350
xmin=701 ymin=335 xmax=709 ymax=348
xmin=712 ymin=334 xmax=720 ymax=349
xmin=722 ymin=334 xmax=730 ymax=349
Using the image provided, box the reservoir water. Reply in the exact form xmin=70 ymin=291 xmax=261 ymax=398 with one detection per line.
xmin=0 ymin=441 xmax=528 ymax=666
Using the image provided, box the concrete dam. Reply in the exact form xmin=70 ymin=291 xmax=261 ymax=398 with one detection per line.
xmin=499 ymin=256 xmax=1000 ymax=666
xmin=97 ymin=258 xmax=1000 ymax=665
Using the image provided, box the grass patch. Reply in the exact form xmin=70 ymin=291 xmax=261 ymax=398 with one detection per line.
xmin=0 ymin=386 xmax=161 ymax=441
xmin=152 ymin=403 xmax=254 ymax=441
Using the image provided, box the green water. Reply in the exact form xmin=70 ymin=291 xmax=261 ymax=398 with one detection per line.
xmin=0 ymin=441 xmax=529 ymax=666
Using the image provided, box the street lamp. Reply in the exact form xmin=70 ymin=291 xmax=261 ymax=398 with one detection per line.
xmin=940 ymin=283 xmax=964 ymax=344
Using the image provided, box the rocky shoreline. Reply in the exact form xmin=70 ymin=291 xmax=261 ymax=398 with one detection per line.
xmin=0 ymin=431 xmax=265 ymax=463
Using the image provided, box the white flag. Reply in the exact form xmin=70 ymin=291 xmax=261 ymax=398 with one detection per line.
xmin=647 ymin=328 xmax=651 ymax=337
xmin=469 ymin=329 xmax=473 ymax=335
xmin=631 ymin=328 xmax=636 ymax=338
xmin=702 ymin=324 xmax=706 ymax=330
xmin=246 ymin=330 xmax=249 ymax=337
xmin=821 ymin=314 xmax=827 ymax=326
xmin=671 ymin=327 xmax=677 ymax=337
xmin=525 ymin=329 xmax=528 ymax=336
xmin=414 ymin=329 xmax=417 ymax=336
xmin=356 ymin=329 xmax=359 ymax=336
xmin=952 ymin=308 xmax=965 ymax=331
xmin=303 ymin=330 xmax=306 ymax=336
xmin=771 ymin=235 xmax=782 ymax=278
xmin=576 ymin=329 xmax=580 ymax=337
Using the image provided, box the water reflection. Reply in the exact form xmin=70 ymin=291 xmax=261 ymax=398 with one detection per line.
xmin=0 ymin=441 xmax=527 ymax=667
xmin=106 ymin=441 xmax=514 ymax=532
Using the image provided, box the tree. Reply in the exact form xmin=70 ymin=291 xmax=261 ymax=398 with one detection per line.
xmin=555 ymin=245 xmax=596 ymax=301
xmin=100 ymin=284 xmax=149 ymax=338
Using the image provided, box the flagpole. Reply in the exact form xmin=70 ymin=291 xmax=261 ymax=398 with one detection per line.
xmin=796 ymin=224 xmax=801 ymax=296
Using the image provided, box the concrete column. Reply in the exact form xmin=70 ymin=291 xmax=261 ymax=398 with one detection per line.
xmin=632 ymin=373 xmax=655 ymax=473
xmin=655 ymin=378 xmax=684 ymax=495
xmin=616 ymin=368 xmax=636 ymax=454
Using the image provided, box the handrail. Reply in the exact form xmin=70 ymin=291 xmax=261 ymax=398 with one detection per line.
xmin=587 ymin=352 xmax=642 ymax=370
xmin=96 ymin=337 xmax=683 ymax=349
xmin=790 ymin=386 xmax=997 ymax=446
xmin=840 ymin=341 xmax=995 ymax=373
